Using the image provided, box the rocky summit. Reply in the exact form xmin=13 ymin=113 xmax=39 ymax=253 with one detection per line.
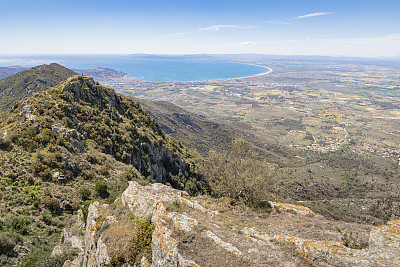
xmin=56 ymin=181 xmax=400 ymax=267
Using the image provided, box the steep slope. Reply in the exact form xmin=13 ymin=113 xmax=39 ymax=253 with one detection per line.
xmin=138 ymin=99 xmax=294 ymax=165
xmin=138 ymin=99 xmax=235 ymax=155
xmin=0 ymin=63 xmax=77 ymax=115
xmin=0 ymin=75 xmax=205 ymax=266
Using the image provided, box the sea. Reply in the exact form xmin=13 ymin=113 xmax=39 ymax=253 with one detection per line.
xmin=0 ymin=55 xmax=269 ymax=82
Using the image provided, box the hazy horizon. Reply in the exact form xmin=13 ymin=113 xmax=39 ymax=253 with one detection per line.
xmin=1 ymin=0 xmax=399 ymax=57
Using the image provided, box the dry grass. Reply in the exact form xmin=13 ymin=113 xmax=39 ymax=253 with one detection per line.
xmin=102 ymin=218 xmax=138 ymax=260
xmin=101 ymin=212 xmax=154 ymax=266
xmin=174 ymin=228 xmax=252 ymax=267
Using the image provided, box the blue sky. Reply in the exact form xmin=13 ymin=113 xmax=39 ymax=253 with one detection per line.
xmin=1 ymin=0 xmax=399 ymax=57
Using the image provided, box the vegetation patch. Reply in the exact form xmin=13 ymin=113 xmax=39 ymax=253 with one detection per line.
xmin=103 ymin=214 xmax=155 ymax=266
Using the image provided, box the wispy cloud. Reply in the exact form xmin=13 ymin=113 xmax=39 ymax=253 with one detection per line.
xmin=296 ymin=12 xmax=333 ymax=19
xmin=258 ymin=20 xmax=293 ymax=25
xmin=239 ymin=41 xmax=259 ymax=46
xmin=199 ymin=24 xmax=255 ymax=31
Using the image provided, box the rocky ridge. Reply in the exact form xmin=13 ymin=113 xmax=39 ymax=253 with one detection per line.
xmin=0 ymin=73 xmax=206 ymax=266
xmin=57 ymin=181 xmax=400 ymax=266
xmin=3 ymin=74 xmax=204 ymax=189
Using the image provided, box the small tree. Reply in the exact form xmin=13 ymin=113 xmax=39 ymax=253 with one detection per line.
xmin=201 ymin=138 xmax=276 ymax=206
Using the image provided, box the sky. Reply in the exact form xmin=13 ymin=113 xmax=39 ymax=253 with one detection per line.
xmin=1 ymin=0 xmax=399 ymax=57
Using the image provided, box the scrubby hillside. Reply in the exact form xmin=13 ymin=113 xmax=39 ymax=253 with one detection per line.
xmin=138 ymin=99 xmax=236 ymax=156
xmin=136 ymin=99 xmax=295 ymax=165
xmin=0 ymin=75 xmax=205 ymax=266
xmin=0 ymin=63 xmax=77 ymax=115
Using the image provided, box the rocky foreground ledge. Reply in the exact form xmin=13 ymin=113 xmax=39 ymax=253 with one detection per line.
xmin=55 ymin=181 xmax=400 ymax=266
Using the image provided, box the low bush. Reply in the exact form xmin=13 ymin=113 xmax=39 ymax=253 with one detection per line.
xmin=0 ymin=232 xmax=15 ymax=255
xmin=43 ymin=197 xmax=60 ymax=213
xmin=79 ymin=187 xmax=91 ymax=201
xmin=95 ymin=181 xmax=109 ymax=198
xmin=0 ymin=137 xmax=11 ymax=150
xmin=7 ymin=216 xmax=31 ymax=235
xmin=81 ymin=200 xmax=95 ymax=222
xmin=20 ymin=249 xmax=78 ymax=267
xmin=335 ymin=226 xmax=369 ymax=249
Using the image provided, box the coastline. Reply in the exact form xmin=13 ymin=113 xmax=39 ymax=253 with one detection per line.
xmin=223 ymin=63 xmax=273 ymax=80
xmin=185 ymin=59 xmax=273 ymax=82
xmin=190 ymin=64 xmax=272 ymax=83
xmin=0 ymin=55 xmax=273 ymax=83
xmin=122 ymin=63 xmax=273 ymax=83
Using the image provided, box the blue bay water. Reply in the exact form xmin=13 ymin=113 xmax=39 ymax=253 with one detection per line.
xmin=0 ymin=55 xmax=269 ymax=82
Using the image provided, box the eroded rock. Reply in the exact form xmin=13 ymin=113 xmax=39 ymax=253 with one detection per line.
xmin=121 ymin=181 xmax=187 ymax=218
xmin=269 ymin=201 xmax=314 ymax=216
xmin=204 ymin=230 xmax=242 ymax=257
xmin=152 ymin=202 xmax=198 ymax=232
xmin=244 ymin=219 xmax=400 ymax=266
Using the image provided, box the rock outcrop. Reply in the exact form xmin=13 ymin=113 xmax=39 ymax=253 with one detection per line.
xmin=269 ymin=201 xmax=314 ymax=216
xmin=62 ymin=202 xmax=119 ymax=267
xmin=243 ymin=219 xmax=400 ymax=266
xmin=59 ymin=181 xmax=400 ymax=267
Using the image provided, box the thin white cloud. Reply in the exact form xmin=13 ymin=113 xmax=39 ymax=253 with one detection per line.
xmin=259 ymin=20 xmax=293 ymax=25
xmin=199 ymin=24 xmax=255 ymax=31
xmin=296 ymin=12 xmax=333 ymax=19
xmin=239 ymin=41 xmax=259 ymax=46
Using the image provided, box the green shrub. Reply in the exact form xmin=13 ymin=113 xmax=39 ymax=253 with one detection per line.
xmin=43 ymin=197 xmax=60 ymax=213
xmin=7 ymin=216 xmax=31 ymax=235
xmin=81 ymin=200 xmax=95 ymax=222
xmin=0 ymin=137 xmax=11 ymax=150
xmin=79 ymin=188 xmax=91 ymax=200
xmin=0 ymin=232 xmax=15 ymax=255
xmin=335 ymin=226 xmax=369 ymax=249
xmin=95 ymin=181 xmax=109 ymax=198
xmin=128 ymin=218 xmax=155 ymax=265
xmin=200 ymin=138 xmax=276 ymax=205
xmin=41 ymin=212 xmax=53 ymax=226
xmin=168 ymin=200 xmax=182 ymax=212
xmin=184 ymin=179 xmax=200 ymax=196
xmin=20 ymin=249 xmax=78 ymax=267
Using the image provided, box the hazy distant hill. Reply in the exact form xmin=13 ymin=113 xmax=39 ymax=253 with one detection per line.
xmin=72 ymin=67 xmax=127 ymax=81
xmin=0 ymin=66 xmax=27 ymax=80
xmin=0 ymin=63 xmax=77 ymax=115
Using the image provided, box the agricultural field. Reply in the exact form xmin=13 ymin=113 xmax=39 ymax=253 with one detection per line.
xmin=107 ymin=58 xmax=400 ymax=160
xmin=104 ymin=57 xmax=400 ymax=224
